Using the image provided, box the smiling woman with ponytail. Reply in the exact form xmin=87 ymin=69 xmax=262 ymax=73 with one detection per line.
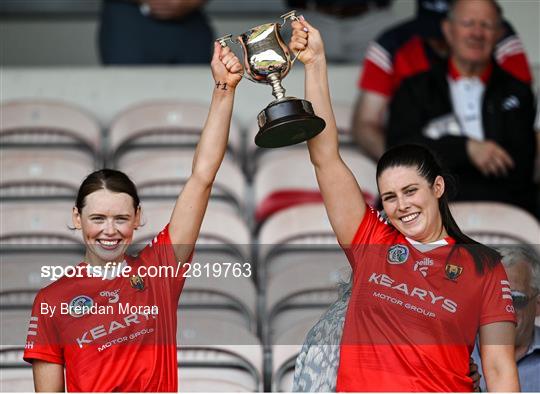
xmin=289 ymin=15 xmax=519 ymax=392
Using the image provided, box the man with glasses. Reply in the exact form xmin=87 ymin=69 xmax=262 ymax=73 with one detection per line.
xmin=472 ymin=245 xmax=540 ymax=391
xmin=386 ymin=0 xmax=537 ymax=216
xmin=352 ymin=0 xmax=531 ymax=162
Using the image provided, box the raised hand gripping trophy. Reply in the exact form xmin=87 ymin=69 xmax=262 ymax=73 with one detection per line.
xmin=218 ymin=11 xmax=326 ymax=148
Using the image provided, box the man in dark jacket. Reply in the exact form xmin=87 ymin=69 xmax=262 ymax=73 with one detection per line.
xmin=387 ymin=0 xmax=536 ymax=216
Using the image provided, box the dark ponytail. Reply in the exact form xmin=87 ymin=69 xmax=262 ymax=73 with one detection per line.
xmin=377 ymin=144 xmax=499 ymax=273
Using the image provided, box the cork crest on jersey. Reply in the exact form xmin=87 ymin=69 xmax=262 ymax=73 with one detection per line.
xmin=445 ymin=263 xmax=463 ymax=281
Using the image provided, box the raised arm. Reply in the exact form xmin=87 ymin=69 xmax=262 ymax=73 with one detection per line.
xmin=290 ymin=18 xmax=366 ymax=245
xmin=168 ymin=42 xmax=242 ymax=262
xmin=478 ymin=322 xmax=520 ymax=391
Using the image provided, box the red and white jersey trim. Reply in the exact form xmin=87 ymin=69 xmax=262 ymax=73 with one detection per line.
xmin=27 ymin=316 xmax=38 ymax=336
xmin=365 ymin=42 xmax=393 ymax=75
xmin=501 ymin=280 xmax=512 ymax=300
xmin=496 ymin=36 xmax=525 ymax=63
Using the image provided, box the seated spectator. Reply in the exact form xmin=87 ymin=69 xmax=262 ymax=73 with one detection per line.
xmin=352 ymin=0 xmax=532 ymax=161
xmin=472 ymin=245 xmax=540 ymax=392
xmin=286 ymin=0 xmax=398 ymax=63
xmin=386 ymin=0 xmax=537 ymax=216
xmin=99 ymin=0 xmax=213 ymax=65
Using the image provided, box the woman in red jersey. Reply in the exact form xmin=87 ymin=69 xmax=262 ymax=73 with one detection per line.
xmin=23 ymin=42 xmax=242 ymax=392
xmin=289 ymin=17 xmax=519 ymax=391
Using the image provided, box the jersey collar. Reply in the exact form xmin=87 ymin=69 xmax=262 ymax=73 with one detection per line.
xmin=448 ymin=58 xmax=493 ymax=84
xmin=406 ymin=236 xmax=454 ymax=252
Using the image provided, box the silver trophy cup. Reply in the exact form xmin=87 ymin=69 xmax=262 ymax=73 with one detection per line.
xmin=218 ymin=11 xmax=325 ymax=148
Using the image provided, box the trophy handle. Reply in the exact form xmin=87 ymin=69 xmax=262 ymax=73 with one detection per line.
xmin=280 ymin=10 xmax=302 ymax=65
xmin=216 ymin=34 xmax=260 ymax=83
xmin=216 ymin=34 xmax=233 ymax=48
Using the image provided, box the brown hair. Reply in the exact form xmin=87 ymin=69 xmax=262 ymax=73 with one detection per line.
xmin=75 ymin=169 xmax=140 ymax=212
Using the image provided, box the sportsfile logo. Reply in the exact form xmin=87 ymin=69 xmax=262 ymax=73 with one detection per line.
xmin=413 ymin=257 xmax=434 ymax=277
xmin=368 ymin=272 xmax=457 ymax=313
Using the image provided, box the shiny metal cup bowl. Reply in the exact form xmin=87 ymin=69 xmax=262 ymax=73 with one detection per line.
xmin=218 ymin=11 xmax=325 ymax=148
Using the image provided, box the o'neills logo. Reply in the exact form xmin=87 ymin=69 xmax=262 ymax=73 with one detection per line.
xmin=368 ymin=272 xmax=457 ymax=313
xmin=100 ymin=289 xmax=120 ymax=303
xmin=414 ymin=257 xmax=434 ymax=277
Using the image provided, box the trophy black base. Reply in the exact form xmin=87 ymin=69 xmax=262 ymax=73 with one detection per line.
xmin=254 ymin=98 xmax=326 ymax=148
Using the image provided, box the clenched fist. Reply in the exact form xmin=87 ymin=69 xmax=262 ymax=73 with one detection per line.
xmin=289 ymin=16 xmax=326 ymax=66
xmin=211 ymin=42 xmax=243 ymax=90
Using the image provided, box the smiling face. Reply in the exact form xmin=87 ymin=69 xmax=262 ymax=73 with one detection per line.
xmin=378 ymin=166 xmax=446 ymax=243
xmin=72 ymin=189 xmax=140 ymax=266
xmin=442 ymin=0 xmax=502 ymax=73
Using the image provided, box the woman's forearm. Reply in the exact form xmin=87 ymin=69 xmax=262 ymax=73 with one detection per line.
xmin=191 ymin=87 xmax=235 ymax=185
xmin=33 ymin=361 xmax=64 ymax=392
xmin=304 ymin=59 xmax=340 ymax=168
xmin=480 ymin=323 xmax=520 ymax=392
xmin=484 ymin=361 xmax=520 ymax=391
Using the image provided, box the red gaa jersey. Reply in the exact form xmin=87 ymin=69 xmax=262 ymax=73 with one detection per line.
xmin=24 ymin=226 xmax=187 ymax=392
xmin=359 ymin=20 xmax=532 ymax=97
xmin=336 ymin=206 xmax=516 ymax=392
